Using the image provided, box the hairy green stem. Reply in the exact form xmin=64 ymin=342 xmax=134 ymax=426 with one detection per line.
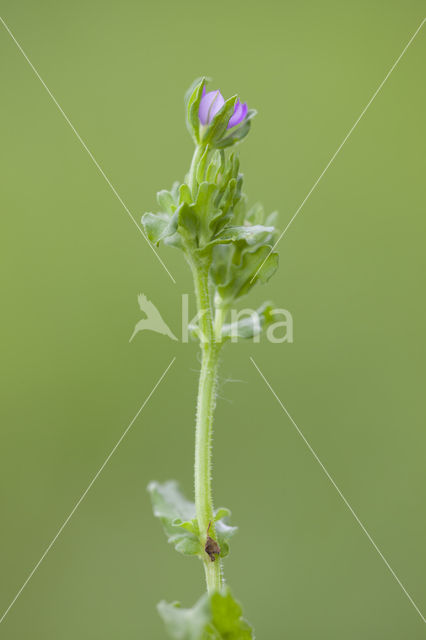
xmin=189 ymin=255 xmax=223 ymax=593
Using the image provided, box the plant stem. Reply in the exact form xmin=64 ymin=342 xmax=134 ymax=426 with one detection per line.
xmin=196 ymin=342 xmax=221 ymax=593
xmin=213 ymin=306 xmax=227 ymax=342
xmin=189 ymin=255 xmax=223 ymax=593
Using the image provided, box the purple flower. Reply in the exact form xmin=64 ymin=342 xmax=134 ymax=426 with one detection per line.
xmin=198 ymin=86 xmax=248 ymax=129
xmin=198 ymin=88 xmax=225 ymax=125
xmin=227 ymin=99 xmax=248 ymax=129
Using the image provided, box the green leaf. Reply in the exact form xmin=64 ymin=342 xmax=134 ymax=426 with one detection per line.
xmin=217 ymin=179 xmax=237 ymax=219
xmin=246 ymin=203 xmax=264 ymax=225
xmin=213 ymin=507 xmax=231 ymax=520
xmin=210 ymin=224 xmax=275 ymax=247
xmin=231 ymin=194 xmax=248 ymax=226
xmin=141 ymin=209 xmax=179 ymax=246
xmin=221 ymin=302 xmax=276 ymax=340
xmin=194 ymin=182 xmax=221 ymax=244
xmin=214 ymin=516 xmax=237 ymax=559
xmin=158 ymin=588 xmax=254 ymax=640
xmin=141 ymin=212 xmax=170 ymax=245
xmin=257 ymin=251 xmax=279 ymax=283
xmin=205 ymin=150 xmax=223 ymax=183
xmin=157 ymin=189 xmax=176 ymax=214
xmin=265 ymin=210 xmax=279 ymax=226
xmin=148 ymin=481 xmax=201 ymax=557
xmin=213 ymin=245 xmax=279 ymax=305
xmin=196 ymin=182 xmax=218 ymax=219
xmin=178 ymin=202 xmax=200 ymax=245
xmin=179 ymin=183 xmax=193 ymax=205
xmin=158 ymin=597 xmax=210 ymax=640
xmin=196 ymin=145 xmax=211 ymax=184
xmin=209 ymin=589 xmax=254 ymax=639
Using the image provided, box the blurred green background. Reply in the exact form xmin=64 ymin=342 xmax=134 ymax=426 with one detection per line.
xmin=1 ymin=1 xmax=425 ymax=637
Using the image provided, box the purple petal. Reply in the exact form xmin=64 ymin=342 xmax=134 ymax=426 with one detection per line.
xmin=227 ymin=101 xmax=248 ymax=129
xmin=227 ymin=100 xmax=242 ymax=128
xmin=198 ymin=90 xmax=225 ymax=125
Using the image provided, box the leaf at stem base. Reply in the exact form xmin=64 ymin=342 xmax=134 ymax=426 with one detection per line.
xmin=158 ymin=587 xmax=255 ymax=639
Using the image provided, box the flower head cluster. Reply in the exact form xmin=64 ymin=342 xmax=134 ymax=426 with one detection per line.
xmin=142 ymin=77 xmax=279 ymax=322
xmin=185 ymin=77 xmax=256 ymax=149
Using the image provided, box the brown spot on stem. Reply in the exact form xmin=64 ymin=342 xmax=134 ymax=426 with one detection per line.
xmin=205 ymin=521 xmax=221 ymax=562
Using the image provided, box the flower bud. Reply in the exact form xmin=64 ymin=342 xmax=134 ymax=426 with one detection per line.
xmin=198 ymin=89 xmax=225 ymax=125
xmin=198 ymin=88 xmax=248 ymax=130
xmin=185 ymin=78 xmax=256 ymax=149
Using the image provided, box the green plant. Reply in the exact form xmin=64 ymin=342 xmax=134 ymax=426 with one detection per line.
xmin=143 ymin=78 xmax=279 ymax=639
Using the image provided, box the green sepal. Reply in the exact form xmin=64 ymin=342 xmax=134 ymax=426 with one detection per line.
xmin=215 ymin=109 xmax=257 ymax=149
xmin=201 ymin=95 xmax=238 ymax=147
xmin=221 ymin=302 xmax=276 ymax=340
xmin=185 ymin=77 xmax=208 ymax=144
xmin=158 ymin=587 xmax=254 ymax=640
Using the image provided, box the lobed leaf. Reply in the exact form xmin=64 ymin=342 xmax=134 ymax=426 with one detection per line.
xmin=141 ymin=212 xmax=170 ymax=245
xmin=158 ymin=597 xmax=210 ymax=640
xmin=212 ymin=244 xmax=279 ymax=306
xmin=209 ymin=224 xmax=275 ymax=247
xmin=157 ymin=189 xmax=176 ymax=214
xmin=158 ymin=587 xmax=254 ymax=640
xmin=221 ymin=302 xmax=276 ymax=340
xmin=178 ymin=202 xmax=201 ymax=245
xmin=148 ymin=481 xmax=201 ymax=557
